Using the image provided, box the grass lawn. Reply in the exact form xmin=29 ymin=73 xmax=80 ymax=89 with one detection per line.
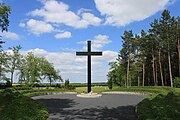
xmin=0 ymin=89 xmax=48 ymax=120
xmin=0 ymin=86 xmax=179 ymax=120
xmin=19 ymin=88 xmax=75 ymax=96
xmin=137 ymin=88 xmax=180 ymax=120
xmin=75 ymin=86 xmax=109 ymax=93
xmin=76 ymin=86 xmax=180 ymax=120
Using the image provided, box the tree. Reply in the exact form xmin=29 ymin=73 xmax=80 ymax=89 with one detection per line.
xmin=108 ymin=9 xmax=180 ymax=87
xmin=0 ymin=3 xmax=10 ymax=47
xmin=159 ymin=10 xmax=173 ymax=87
xmin=41 ymin=58 xmax=62 ymax=86
xmin=121 ymin=30 xmax=134 ymax=87
xmin=0 ymin=50 xmax=9 ymax=82
xmin=6 ymin=45 xmax=22 ymax=85
xmin=17 ymin=52 xmax=62 ymax=86
xmin=107 ymin=62 xmax=125 ymax=87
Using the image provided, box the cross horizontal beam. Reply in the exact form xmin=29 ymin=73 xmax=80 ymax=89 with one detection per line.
xmin=76 ymin=52 xmax=102 ymax=56
xmin=76 ymin=41 xmax=102 ymax=93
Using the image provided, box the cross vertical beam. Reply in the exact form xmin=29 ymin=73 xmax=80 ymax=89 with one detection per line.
xmin=76 ymin=41 xmax=102 ymax=93
xmin=88 ymin=41 xmax=91 ymax=93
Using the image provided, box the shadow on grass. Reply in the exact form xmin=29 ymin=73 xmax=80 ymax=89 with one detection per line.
xmin=37 ymin=98 xmax=138 ymax=120
xmin=137 ymin=92 xmax=180 ymax=120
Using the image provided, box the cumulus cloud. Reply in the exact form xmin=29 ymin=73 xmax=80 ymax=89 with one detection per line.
xmin=82 ymin=13 xmax=102 ymax=26
xmin=0 ymin=31 xmax=20 ymax=40
xmin=78 ymin=34 xmax=111 ymax=51
xmin=20 ymin=34 xmax=117 ymax=83
xmin=55 ymin=31 xmax=72 ymax=39
xmin=77 ymin=8 xmax=92 ymax=15
xmin=29 ymin=0 xmax=101 ymax=28
xmin=25 ymin=19 xmax=54 ymax=35
xmin=22 ymin=48 xmax=117 ymax=83
xmin=94 ymin=0 xmax=170 ymax=26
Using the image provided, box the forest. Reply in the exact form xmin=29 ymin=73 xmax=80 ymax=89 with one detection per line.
xmin=108 ymin=10 xmax=180 ymax=88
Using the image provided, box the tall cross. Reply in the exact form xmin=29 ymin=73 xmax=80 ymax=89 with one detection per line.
xmin=76 ymin=41 xmax=102 ymax=93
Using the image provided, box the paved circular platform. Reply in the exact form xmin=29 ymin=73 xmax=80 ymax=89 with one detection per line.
xmin=77 ymin=93 xmax=102 ymax=98
xmin=32 ymin=93 xmax=148 ymax=120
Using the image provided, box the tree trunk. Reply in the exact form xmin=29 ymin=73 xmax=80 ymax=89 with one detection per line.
xmin=0 ymin=65 xmax=2 ymax=81
xmin=142 ymin=61 xmax=145 ymax=86
xmin=138 ymin=69 xmax=140 ymax=86
xmin=168 ymin=44 xmax=173 ymax=87
xmin=10 ymin=71 xmax=14 ymax=86
xmin=178 ymin=39 xmax=180 ymax=77
xmin=155 ymin=63 xmax=158 ymax=85
xmin=159 ymin=49 xmax=164 ymax=86
xmin=152 ymin=48 xmax=156 ymax=86
xmin=127 ymin=53 xmax=130 ymax=87
xmin=49 ymin=75 xmax=52 ymax=87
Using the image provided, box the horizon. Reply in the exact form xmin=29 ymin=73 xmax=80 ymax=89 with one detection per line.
xmin=1 ymin=0 xmax=180 ymax=83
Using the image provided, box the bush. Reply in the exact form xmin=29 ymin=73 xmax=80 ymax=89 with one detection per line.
xmin=174 ymin=77 xmax=180 ymax=88
xmin=65 ymin=79 xmax=70 ymax=88
xmin=107 ymin=78 xmax=113 ymax=89
xmin=0 ymin=81 xmax=12 ymax=89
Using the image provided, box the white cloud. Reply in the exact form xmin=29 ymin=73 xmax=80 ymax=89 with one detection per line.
xmin=78 ymin=34 xmax=111 ymax=51
xmin=94 ymin=0 xmax=170 ymax=26
xmin=0 ymin=31 xmax=20 ymax=40
xmin=77 ymin=8 xmax=92 ymax=15
xmin=19 ymin=23 xmax=26 ymax=28
xmin=29 ymin=0 xmax=101 ymax=28
xmin=26 ymin=19 xmax=54 ymax=35
xmin=82 ymin=13 xmax=101 ymax=26
xmin=55 ymin=31 xmax=72 ymax=39
xmin=20 ymin=43 xmax=117 ymax=83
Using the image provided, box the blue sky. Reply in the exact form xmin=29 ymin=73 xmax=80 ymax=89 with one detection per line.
xmin=1 ymin=0 xmax=180 ymax=83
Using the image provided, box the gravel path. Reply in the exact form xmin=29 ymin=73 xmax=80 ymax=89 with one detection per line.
xmin=32 ymin=93 xmax=148 ymax=120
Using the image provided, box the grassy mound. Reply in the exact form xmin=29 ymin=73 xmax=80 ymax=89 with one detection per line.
xmin=137 ymin=89 xmax=180 ymax=120
xmin=0 ymin=89 xmax=48 ymax=120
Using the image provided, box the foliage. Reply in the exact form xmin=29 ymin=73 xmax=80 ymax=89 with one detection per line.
xmin=0 ymin=50 xmax=9 ymax=82
xmin=107 ymin=77 xmax=112 ymax=89
xmin=65 ymin=79 xmax=70 ymax=88
xmin=173 ymin=77 xmax=180 ymax=88
xmin=17 ymin=52 xmax=62 ymax=85
xmin=41 ymin=59 xmax=62 ymax=86
xmin=107 ymin=62 xmax=125 ymax=88
xmin=0 ymin=89 xmax=48 ymax=120
xmin=0 ymin=3 xmax=10 ymax=48
xmin=108 ymin=9 xmax=180 ymax=87
xmin=64 ymin=79 xmax=75 ymax=90
xmin=6 ymin=45 xmax=22 ymax=85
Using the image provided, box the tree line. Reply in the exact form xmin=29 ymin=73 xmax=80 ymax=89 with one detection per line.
xmin=0 ymin=45 xmax=62 ymax=86
xmin=108 ymin=10 xmax=180 ymax=88
xmin=0 ymin=3 xmax=62 ymax=86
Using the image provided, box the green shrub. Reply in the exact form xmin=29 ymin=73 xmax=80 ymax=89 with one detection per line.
xmin=174 ymin=77 xmax=180 ymax=88
xmin=65 ymin=79 xmax=70 ymax=88
xmin=107 ymin=78 xmax=113 ymax=89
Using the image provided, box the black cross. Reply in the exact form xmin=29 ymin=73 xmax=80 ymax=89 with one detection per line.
xmin=76 ymin=41 xmax=102 ymax=93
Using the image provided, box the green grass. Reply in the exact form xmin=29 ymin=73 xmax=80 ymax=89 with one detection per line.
xmin=20 ymin=88 xmax=75 ymax=96
xmin=137 ymin=90 xmax=180 ymax=120
xmin=0 ymin=86 xmax=179 ymax=120
xmin=0 ymin=89 xmax=48 ymax=120
xmin=107 ymin=86 xmax=180 ymax=120
xmin=75 ymin=86 xmax=109 ymax=93
xmin=76 ymin=86 xmax=180 ymax=120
